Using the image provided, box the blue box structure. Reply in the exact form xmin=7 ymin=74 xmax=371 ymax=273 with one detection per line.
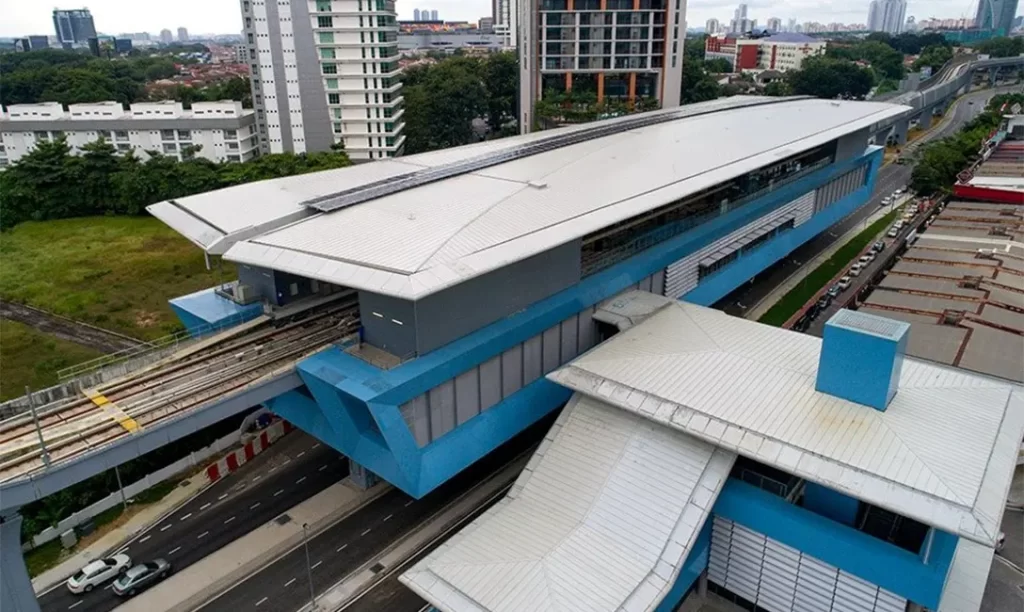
xmin=816 ymin=310 xmax=910 ymax=411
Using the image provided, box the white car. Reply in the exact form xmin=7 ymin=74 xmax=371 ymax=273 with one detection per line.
xmin=859 ymin=254 xmax=875 ymax=265
xmin=67 ymin=554 xmax=132 ymax=594
xmin=837 ymin=276 xmax=852 ymax=290
xmin=888 ymin=228 xmax=899 ymax=238
xmin=894 ymin=188 xmax=903 ymax=195
xmin=849 ymin=263 xmax=864 ymax=277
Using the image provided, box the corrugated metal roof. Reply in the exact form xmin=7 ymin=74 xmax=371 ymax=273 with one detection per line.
xmin=936 ymin=539 xmax=995 ymax=612
xmin=548 ymin=293 xmax=1024 ymax=546
xmin=400 ymin=394 xmax=736 ymax=612
xmin=156 ymin=97 xmax=908 ymax=300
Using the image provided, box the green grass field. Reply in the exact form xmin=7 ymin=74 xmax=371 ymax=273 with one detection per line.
xmin=0 ymin=319 xmax=105 ymax=400
xmin=0 ymin=216 xmax=235 ymax=340
xmin=758 ymin=210 xmax=900 ymax=327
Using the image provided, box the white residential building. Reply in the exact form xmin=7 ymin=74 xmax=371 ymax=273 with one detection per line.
xmin=0 ymin=100 xmax=259 ymax=168
xmin=494 ymin=0 xmax=517 ymax=48
xmin=240 ymin=0 xmax=405 ymax=160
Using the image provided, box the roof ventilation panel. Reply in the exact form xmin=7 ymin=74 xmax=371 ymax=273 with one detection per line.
xmin=815 ymin=309 xmax=909 ymax=412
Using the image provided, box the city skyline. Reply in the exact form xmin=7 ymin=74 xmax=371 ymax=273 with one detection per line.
xmin=3 ymin=0 xmax=1020 ymax=36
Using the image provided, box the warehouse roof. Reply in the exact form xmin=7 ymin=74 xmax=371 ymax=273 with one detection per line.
xmin=549 ymin=294 xmax=1024 ymax=546
xmin=150 ymin=97 xmax=908 ymax=300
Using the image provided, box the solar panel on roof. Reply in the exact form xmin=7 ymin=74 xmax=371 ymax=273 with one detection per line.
xmin=302 ymin=97 xmax=808 ymax=214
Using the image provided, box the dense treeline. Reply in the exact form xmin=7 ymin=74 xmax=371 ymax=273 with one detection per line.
xmin=910 ymin=92 xmax=1024 ymax=195
xmin=973 ymin=36 xmax=1024 ymax=58
xmin=401 ymin=52 xmax=518 ymax=154
xmin=0 ymin=48 xmax=250 ymax=107
xmin=0 ymin=138 xmax=351 ymax=229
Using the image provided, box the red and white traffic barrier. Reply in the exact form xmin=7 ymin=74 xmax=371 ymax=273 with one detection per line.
xmin=204 ymin=419 xmax=296 ymax=484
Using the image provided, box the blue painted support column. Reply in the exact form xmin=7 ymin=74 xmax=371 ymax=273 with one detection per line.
xmin=0 ymin=513 xmax=40 ymax=612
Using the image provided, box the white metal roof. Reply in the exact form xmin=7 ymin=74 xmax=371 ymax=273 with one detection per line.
xmin=936 ymin=538 xmax=996 ymax=612
xmin=151 ymin=97 xmax=908 ymax=300
xmin=548 ymin=293 xmax=1024 ymax=546
xmin=401 ymin=394 xmax=736 ymax=612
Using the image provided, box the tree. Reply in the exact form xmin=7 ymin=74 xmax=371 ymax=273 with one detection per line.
xmin=913 ymin=45 xmax=952 ymax=74
xmin=144 ymin=60 xmax=178 ymax=81
xmin=786 ymin=57 xmax=874 ymax=100
xmin=482 ymin=51 xmax=518 ymax=133
xmin=763 ymin=81 xmax=791 ymax=97
xmin=680 ymin=59 xmax=721 ymax=105
xmin=704 ymin=58 xmax=732 ymax=74
xmin=974 ymin=36 xmax=1024 ymax=58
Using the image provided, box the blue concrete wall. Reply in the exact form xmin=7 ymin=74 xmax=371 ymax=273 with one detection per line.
xmin=714 ymin=479 xmax=957 ymax=609
xmin=802 ymin=482 xmax=860 ymax=527
xmin=655 ymin=519 xmax=712 ymax=612
xmin=169 ymin=287 xmax=262 ymax=335
xmin=268 ymin=147 xmax=883 ymax=498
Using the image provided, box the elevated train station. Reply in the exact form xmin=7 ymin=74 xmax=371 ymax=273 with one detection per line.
xmin=6 ymin=95 xmax=983 ymax=611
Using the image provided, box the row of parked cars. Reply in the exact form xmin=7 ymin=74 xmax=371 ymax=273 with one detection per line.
xmin=67 ymin=554 xmax=171 ymax=597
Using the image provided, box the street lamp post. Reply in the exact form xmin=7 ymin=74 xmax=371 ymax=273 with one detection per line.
xmin=302 ymin=523 xmax=317 ymax=611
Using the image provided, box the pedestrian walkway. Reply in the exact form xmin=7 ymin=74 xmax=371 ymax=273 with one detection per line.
xmin=32 ymin=475 xmax=210 ymax=594
xmin=745 ymin=199 xmax=907 ymax=321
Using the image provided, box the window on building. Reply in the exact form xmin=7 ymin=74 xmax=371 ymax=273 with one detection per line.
xmin=319 ymin=31 xmax=334 ymax=43
xmin=243 ymin=0 xmax=250 ymax=11
xmin=225 ymin=129 xmax=238 ymax=139
xmin=227 ymin=142 xmax=239 ymax=150
xmin=333 ymin=122 xmax=343 ymax=133
xmin=320 ymin=48 xmax=336 ymax=59
xmin=177 ymin=129 xmax=191 ymax=140
xmin=97 ymin=130 xmax=112 ymax=140
xmin=161 ymin=129 xmax=175 ymax=141
xmin=163 ymin=143 xmax=177 ymax=153
xmin=328 ymin=93 xmax=340 ymax=104
xmin=317 ymin=15 xmax=333 ymax=28
xmin=316 ymin=0 xmax=331 ymax=10
xmin=117 ymin=143 xmax=130 ymax=152
xmin=332 ymin=108 xmax=342 ymax=119
xmin=321 ymin=63 xmax=338 ymax=74
xmin=115 ymin=131 xmax=128 ymax=141
xmin=33 ymin=131 xmax=48 ymax=142
xmin=325 ymin=78 xmax=338 ymax=89
xmin=227 ymin=154 xmax=240 ymax=162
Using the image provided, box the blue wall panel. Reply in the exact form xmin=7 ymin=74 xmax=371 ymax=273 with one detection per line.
xmin=714 ymin=479 xmax=957 ymax=608
xmin=168 ymin=287 xmax=262 ymax=335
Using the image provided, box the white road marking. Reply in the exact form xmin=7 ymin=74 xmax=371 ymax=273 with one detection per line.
xmin=283 ymin=458 xmax=291 ymax=465
xmin=218 ymin=494 xmax=228 ymax=500
xmin=296 ymin=476 xmax=307 ymax=484
xmin=311 ymin=443 xmax=320 ymax=449
xmin=224 ymin=516 xmax=236 ymax=524
xmin=274 ymin=489 xmax=284 ymax=497
xmin=198 ymin=531 xmax=209 ymax=539
xmin=200 ymin=503 xmax=211 ymax=511
xmin=404 ymin=500 xmax=414 ymax=507
xmin=250 ymin=502 xmax=261 ymax=510
xmin=169 ymin=547 xmax=181 ymax=555
xmin=383 ymin=514 xmax=393 ymax=522
xmin=256 ymin=597 xmax=268 ymax=607
xmin=139 ymin=535 xmax=151 ymax=543
xmin=360 ymin=528 xmax=372 ymax=536
xmin=318 ymin=465 xmax=327 ymax=472
xmin=296 ymin=451 xmax=305 ymax=458
xmin=311 ymin=561 xmax=322 ymax=570
xmin=336 ymin=544 xmax=348 ymax=553
xmin=105 ymin=584 xmax=113 ymax=590
xmin=252 ymin=476 xmax=261 ymax=482
xmin=285 ymin=578 xmax=297 ymax=587
xmin=180 ymin=513 xmax=192 ymax=521
xmin=160 ymin=524 xmax=172 ymax=532
xmin=68 ymin=601 xmax=83 ymax=609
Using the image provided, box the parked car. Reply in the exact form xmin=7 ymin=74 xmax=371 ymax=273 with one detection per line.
xmin=881 ymin=196 xmax=892 ymax=206
xmin=67 ymin=555 xmax=132 ymax=594
xmin=837 ymin=276 xmax=852 ymax=291
xmin=849 ymin=263 xmax=864 ymax=277
xmin=894 ymin=220 xmax=905 ymax=230
xmin=894 ymin=188 xmax=903 ymax=195
xmin=887 ymin=228 xmax=899 ymax=238
xmin=872 ymin=241 xmax=885 ymax=253
xmin=858 ymin=254 xmax=875 ymax=266
xmin=827 ymin=285 xmax=841 ymax=299
xmin=112 ymin=560 xmax=171 ymax=597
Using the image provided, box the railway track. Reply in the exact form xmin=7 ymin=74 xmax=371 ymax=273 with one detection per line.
xmin=0 ymin=297 xmax=360 ymax=484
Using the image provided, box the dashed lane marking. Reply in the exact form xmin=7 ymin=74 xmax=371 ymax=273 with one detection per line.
xmin=337 ymin=544 xmax=348 ymax=553
xmin=160 ymin=524 xmax=172 ymax=532
xmin=169 ymin=547 xmax=181 ymax=555
xmin=105 ymin=585 xmax=113 ymax=590
xmin=296 ymin=451 xmax=305 ymax=458
xmin=256 ymin=597 xmax=268 ymax=607
xmin=253 ymin=476 xmax=261 ymax=482
xmin=383 ymin=514 xmax=393 ymax=522
xmin=311 ymin=561 xmax=322 ymax=570
xmin=200 ymin=503 xmax=211 ymax=511
xmin=139 ymin=535 xmax=151 ymax=543
xmin=198 ymin=531 xmax=209 ymax=539
xmin=296 ymin=476 xmax=307 ymax=484
xmin=68 ymin=601 xmax=83 ymax=609
xmin=318 ymin=465 xmax=328 ymax=472
xmin=225 ymin=516 xmax=236 ymax=524
xmin=218 ymin=494 xmax=229 ymax=501
xmin=274 ymin=489 xmax=284 ymax=497
xmin=360 ymin=528 xmax=372 ymax=536
xmin=404 ymin=500 xmax=414 ymax=507
xmin=250 ymin=502 xmax=261 ymax=510
xmin=180 ymin=513 xmax=193 ymax=521
xmin=311 ymin=443 xmax=320 ymax=449
xmin=285 ymin=578 xmax=297 ymax=587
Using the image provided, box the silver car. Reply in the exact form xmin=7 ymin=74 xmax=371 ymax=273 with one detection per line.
xmin=112 ymin=559 xmax=171 ymax=597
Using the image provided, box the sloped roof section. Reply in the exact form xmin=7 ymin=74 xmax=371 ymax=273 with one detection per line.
xmin=549 ymin=293 xmax=1024 ymax=546
xmin=401 ymin=394 xmax=736 ymax=612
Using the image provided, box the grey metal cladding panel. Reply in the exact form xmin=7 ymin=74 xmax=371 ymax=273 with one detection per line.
xmin=359 ymin=291 xmax=418 ymax=359
xmin=560 ymin=316 xmax=579 ymax=363
xmin=578 ymin=307 xmax=596 ymax=353
xmin=413 ymin=240 xmax=582 ymax=355
xmin=478 ymin=355 xmax=502 ymax=412
xmin=263 ymin=0 xmax=293 ymax=151
xmin=400 ymin=394 xmax=430 ymax=447
xmin=541 ymin=325 xmax=561 ymax=374
xmin=501 ymin=344 xmax=523 ymax=398
xmin=0 ymin=116 xmax=256 ymax=132
xmin=454 ymin=368 xmax=481 ymax=425
xmin=652 ymin=269 xmax=666 ymax=295
xmin=834 ymin=127 xmax=869 ymax=163
xmin=428 ymin=381 xmax=456 ymax=442
xmin=523 ymin=334 xmax=542 ymax=384
xmin=289 ymin=0 xmax=333 ymax=152
xmin=237 ymin=264 xmax=277 ymax=301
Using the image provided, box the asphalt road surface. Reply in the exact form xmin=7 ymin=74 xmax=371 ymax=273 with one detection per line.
xmin=202 ymin=415 xmax=556 ymax=612
xmin=41 ymin=431 xmax=345 ymax=612
xmin=715 ymin=85 xmax=1009 ymax=318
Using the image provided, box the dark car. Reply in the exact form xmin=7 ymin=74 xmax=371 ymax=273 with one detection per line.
xmin=827 ymin=285 xmax=841 ymax=299
xmin=112 ymin=560 xmax=171 ymax=597
xmin=872 ymin=241 xmax=885 ymax=253
xmin=817 ymin=295 xmax=832 ymax=310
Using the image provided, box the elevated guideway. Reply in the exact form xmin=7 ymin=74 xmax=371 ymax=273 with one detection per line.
xmin=0 ymin=295 xmax=360 ymax=512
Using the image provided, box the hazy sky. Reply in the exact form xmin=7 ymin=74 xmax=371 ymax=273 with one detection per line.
xmin=0 ymin=0 xmax=1010 ymax=37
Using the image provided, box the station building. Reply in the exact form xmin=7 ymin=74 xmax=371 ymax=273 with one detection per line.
xmin=152 ymin=96 xmax=907 ymax=501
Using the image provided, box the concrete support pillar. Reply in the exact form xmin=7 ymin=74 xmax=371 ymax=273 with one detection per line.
xmin=917 ymin=113 xmax=932 ymax=130
xmin=990 ymin=68 xmax=998 ymax=86
xmin=348 ymin=459 xmax=379 ymax=490
xmin=698 ymin=571 xmax=708 ymax=598
xmin=1 ymin=513 xmax=40 ymax=612
xmin=891 ymin=119 xmax=909 ymax=146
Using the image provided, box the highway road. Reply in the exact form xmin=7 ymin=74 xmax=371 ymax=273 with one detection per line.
xmin=41 ymin=430 xmax=345 ymax=612
xmin=715 ymin=85 xmax=1011 ymax=319
xmin=201 ymin=415 xmax=556 ymax=612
